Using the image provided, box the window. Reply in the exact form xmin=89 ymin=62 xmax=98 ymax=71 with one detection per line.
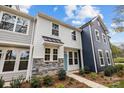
xmin=106 ymin=51 xmax=111 ymax=65
xmin=74 ymin=52 xmax=78 ymax=64
xmin=5 ymin=5 xmax=12 ymax=8
xmin=98 ymin=50 xmax=105 ymax=66
xmin=19 ymin=51 xmax=29 ymax=70
xmin=52 ymin=23 xmax=59 ymax=36
xmin=97 ymin=21 xmax=100 ymax=26
xmin=72 ymin=31 xmax=76 ymax=40
xmin=95 ymin=29 xmax=100 ymax=41
xmin=53 ymin=49 xmax=58 ymax=61
xmin=102 ymin=33 xmax=106 ymax=43
xmin=3 ymin=50 xmax=16 ymax=72
xmin=0 ymin=13 xmax=16 ymax=31
xmin=0 ymin=50 xmax=2 ymax=60
xmin=0 ymin=12 xmax=29 ymax=34
xmin=15 ymin=17 xmax=28 ymax=34
xmin=69 ymin=52 xmax=73 ymax=65
xmin=45 ymin=48 xmax=50 ymax=61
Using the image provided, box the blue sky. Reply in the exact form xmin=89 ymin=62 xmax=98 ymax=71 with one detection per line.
xmin=22 ymin=5 xmax=124 ymax=46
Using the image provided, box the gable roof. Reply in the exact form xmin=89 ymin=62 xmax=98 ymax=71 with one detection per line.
xmin=38 ymin=13 xmax=81 ymax=32
xmin=80 ymin=15 xmax=109 ymax=33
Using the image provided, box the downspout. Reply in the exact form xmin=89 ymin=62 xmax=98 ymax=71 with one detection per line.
xmin=89 ymin=24 xmax=98 ymax=73
xmin=26 ymin=18 xmax=36 ymax=80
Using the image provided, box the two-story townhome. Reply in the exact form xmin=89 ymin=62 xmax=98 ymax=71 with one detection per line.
xmin=0 ymin=5 xmax=34 ymax=81
xmin=80 ymin=16 xmax=113 ymax=73
xmin=32 ymin=13 xmax=83 ymax=75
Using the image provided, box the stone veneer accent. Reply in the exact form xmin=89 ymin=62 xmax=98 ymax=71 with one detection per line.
xmin=32 ymin=58 xmax=64 ymax=76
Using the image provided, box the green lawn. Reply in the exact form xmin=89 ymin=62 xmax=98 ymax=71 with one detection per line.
xmin=107 ymin=80 xmax=124 ymax=88
xmin=114 ymin=57 xmax=124 ymax=63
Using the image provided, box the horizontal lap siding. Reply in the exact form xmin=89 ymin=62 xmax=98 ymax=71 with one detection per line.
xmin=0 ymin=20 xmax=33 ymax=44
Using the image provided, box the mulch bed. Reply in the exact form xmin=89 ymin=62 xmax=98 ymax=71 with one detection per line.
xmin=20 ymin=75 xmax=89 ymax=88
xmin=75 ymin=72 xmax=124 ymax=87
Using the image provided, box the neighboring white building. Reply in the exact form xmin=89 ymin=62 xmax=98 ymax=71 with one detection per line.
xmin=0 ymin=5 xmax=34 ymax=81
xmin=32 ymin=13 xmax=83 ymax=75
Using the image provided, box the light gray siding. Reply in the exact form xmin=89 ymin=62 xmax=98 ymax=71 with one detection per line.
xmin=0 ymin=20 xmax=33 ymax=44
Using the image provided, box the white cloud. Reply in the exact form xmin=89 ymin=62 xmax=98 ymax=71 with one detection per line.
xmin=64 ymin=5 xmax=103 ymax=25
xmin=53 ymin=6 xmax=58 ymax=12
xmin=64 ymin=5 xmax=77 ymax=19
xmin=72 ymin=20 xmax=82 ymax=25
xmin=19 ymin=5 xmax=32 ymax=13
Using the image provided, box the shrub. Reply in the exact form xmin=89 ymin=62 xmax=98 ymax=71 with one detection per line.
xmin=30 ymin=77 xmax=41 ymax=88
xmin=114 ymin=57 xmax=124 ymax=63
xmin=58 ymin=69 xmax=66 ymax=80
xmin=89 ymin=72 xmax=97 ymax=80
xmin=0 ymin=77 xmax=5 ymax=88
xmin=43 ymin=75 xmax=53 ymax=87
xmin=117 ymin=71 xmax=124 ymax=77
xmin=56 ymin=84 xmax=65 ymax=88
xmin=115 ymin=64 xmax=124 ymax=72
xmin=10 ymin=76 xmax=24 ymax=88
xmin=84 ymin=66 xmax=90 ymax=74
xmin=104 ymin=66 xmax=115 ymax=77
xmin=79 ymin=69 xmax=85 ymax=75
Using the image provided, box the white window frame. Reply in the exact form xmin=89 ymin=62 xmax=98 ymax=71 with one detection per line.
xmin=105 ymin=50 xmax=111 ymax=65
xmin=0 ymin=11 xmax=30 ymax=35
xmin=95 ymin=29 xmax=100 ymax=42
xmin=52 ymin=23 xmax=59 ymax=36
xmin=98 ymin=49 xmax=105 ymax=66
xmin=102 ymin=33 xmax=107 ymax=44
xmin=44 ymin=47 xmax=58 ymax=62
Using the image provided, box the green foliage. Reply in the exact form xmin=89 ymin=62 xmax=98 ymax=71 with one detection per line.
xmin=43 ymin=75 xmax=53 ymax=87
xmin=111 ymin=44 xmax=122 ymax=58
xmin=56 ymin=84 xmax=65 ymax=88
xmin=58 ymin=69 xmax=66 ymax=80
xmin=117 ymin=70 xmax=124 ymax=77
xmin=0 ymin=77 xmax=5 ymax=88
xmin=30 ymin=77 xmax=41 ymax=88
xmin=79 ymin=69 xmax=85 ymax=75
xmin=84 ymin=66 xmax=90 ymax=74
xmin=104 ymin=66 xmax=115 ymax=77
xmin=10 ymin=76 xmax=24 ymax=88
xmin=109 ymin=80 xmax=124 ymax=88
xmin=115 ymin=64 xmax=124 ymax=72
xmin=89 ymin=72 xmax=97 ymax=80
xmin=114 ymin=57 xmax=124 ymax=63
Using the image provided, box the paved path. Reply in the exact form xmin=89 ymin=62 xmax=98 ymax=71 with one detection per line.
xmin=67 ymin=72 xmax=108 ymax=88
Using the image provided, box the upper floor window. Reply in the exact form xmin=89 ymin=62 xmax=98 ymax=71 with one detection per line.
xmin=102 ymin=33 xmax=106 ymax=43
xmin=5 ymin=5 xmax=12 ymax=8
xmin=95 ymin=29 xmax=100 ymax=41
xmin=98 ymin=49 xmax=105 ymax=66
xmin=72 ymin=31 xmax=76 ymax=40
xmin=52 ymin=23 xmax=59 ymax=36
xmin=0 ymin=12 xmax=29 ymax=34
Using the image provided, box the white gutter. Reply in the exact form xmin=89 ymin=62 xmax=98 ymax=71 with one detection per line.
xmin=89 ymin=25 xmax=98 ymax=73
xmin=26 ymin=19 xmax=36 ymax=80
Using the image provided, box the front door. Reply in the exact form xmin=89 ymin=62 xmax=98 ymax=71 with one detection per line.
xmin=68 ymin=51 xmax=79 ymax=71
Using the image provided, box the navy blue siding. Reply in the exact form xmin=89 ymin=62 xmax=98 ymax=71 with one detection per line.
xmin=90 ymin=19 xmax=113 ymax=72
xmin=81 ymin=26 xmax=96 ymax=72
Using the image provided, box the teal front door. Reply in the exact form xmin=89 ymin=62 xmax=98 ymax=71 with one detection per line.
xmin=64 ymin=52 xmax=67 ymax=71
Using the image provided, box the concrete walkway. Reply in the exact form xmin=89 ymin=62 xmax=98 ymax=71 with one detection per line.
xmin=67 ymin=72 xmax=108 ymax=88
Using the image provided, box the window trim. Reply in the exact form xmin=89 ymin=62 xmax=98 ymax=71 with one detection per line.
xmin=52 ymin=23 xmax=59 ymax=36
xmin=102 ymin=33 xmax=107 ymax=44
xmin=105 ymin=50 xmax=111 ymax=65
xmin=72 ymin=31 xmax=76 ymax=41
xmin=44 ymin=47 xmax=58 ymax=62
xmin=0 ymin=11 xmax=30 ymax=35
xmin=98 ymin=49 xmax=105 ymax=67
xmin=95 ymin=29 xmax=100 ymax=42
